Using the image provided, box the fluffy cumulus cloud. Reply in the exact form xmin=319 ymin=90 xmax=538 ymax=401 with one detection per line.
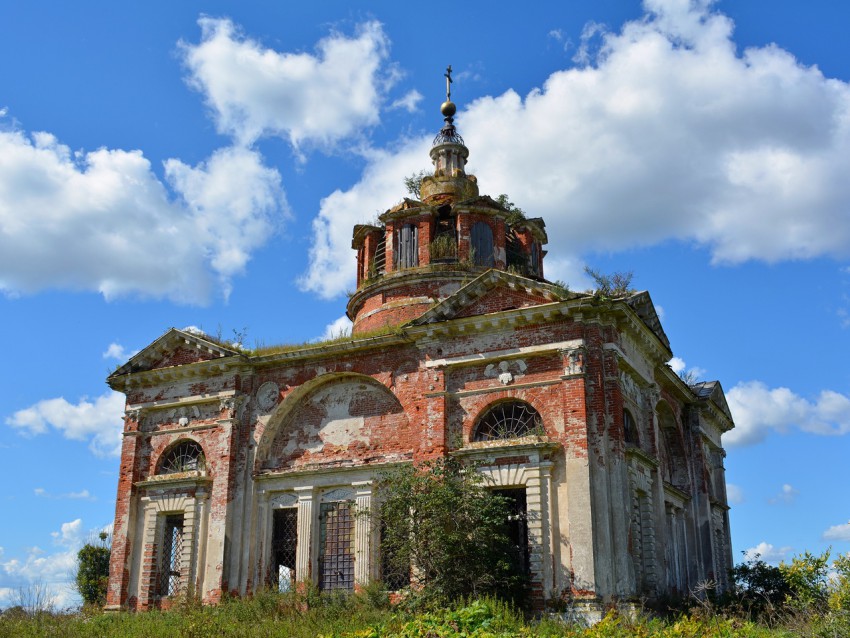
xmin=302 ymin=0 xmax=850 ymax=297
xmin=316 ymin=314 xmax=352 ymax=341
xmin=823 ymin=521 xmax=850 ymax=542
xmin=181 ymin=18 xmax=392 ymax=149
xmin=0 ymin=519 xmax=105 ymax=610
xmin=743 ymin=541 xmax=793 ymax=564
xmin=0 ymin=129 xmax=287 ymax=303
xmin=300 ymin=138 xmax=432 ymax=297
xmin=724 ymin=381 xmax=850 ymax=446
xmin=5 ymin=391 xmax=125 ymax=457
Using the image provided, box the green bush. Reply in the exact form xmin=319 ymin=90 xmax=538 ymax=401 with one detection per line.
xmin=376 ymin=458 xmax=528 ymax=607
xmin=75 ymin=535 xmax=111 ymax=606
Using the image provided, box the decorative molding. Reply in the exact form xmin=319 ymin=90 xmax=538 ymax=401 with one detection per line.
xmin=426 ymin=339 xmax=583 ymax=369
xmin=484 ymin=359 xmax=527 ymax=386
xmin=269 ymin=492 xmax=298 ymax=508
xmin=561 ymin=346 xmax=586 ymax=376
xmin=425 ymin=377 xmax=562 ymax=398
xmin=255 ymin=382 xmax=280 ymax=412
xmin=321 ymin=487 xmax=355 ymax=502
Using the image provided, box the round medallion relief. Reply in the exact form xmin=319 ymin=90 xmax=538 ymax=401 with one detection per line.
xmin=256 ymin=382 xmax=280 ymax=412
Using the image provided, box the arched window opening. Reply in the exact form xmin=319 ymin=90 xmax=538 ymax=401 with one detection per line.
xmin=473 ymin=401 xmax=542 ymax=442
xmin=624 ymin=409 xmax=639 ymax=446
xmin=530 ymin=242 xmax=540 ymax=276
xmin=373 ymin=235 xmax=386 ymax=276
xmin=158 ymin=440 xmax=206 ymax=475
xmin=471 ymin=221 xmax=495 ymax=267
xmin=505 ymin=228 xmax=525 ymax=274
xmin=395 ymin=223 xmax=419 ymax=269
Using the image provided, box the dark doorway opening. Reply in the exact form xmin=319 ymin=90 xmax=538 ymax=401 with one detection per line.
xmin=271 ymin=508 xmax=298 ymax=592
xmin=494 ymin=488 xmax=530 ymax=577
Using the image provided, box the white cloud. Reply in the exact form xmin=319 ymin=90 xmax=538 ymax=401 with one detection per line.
xmin=316 ymin=315 xmax=352 ymax=342
xmin=724 ymin=381 xmax=850 ymax=446
xmin=302 ymin=0 xmax=850 ymax=297
xmin=181 ymin=18 xmax=392 ymax=149
xmin=768 ymin=483 xmax=799 ymax=505
xmin=5 ymin=390 xmax=125 ymax=457
xmin=823 ymin=521 xmax=850 ymax=542
xmin=102 ymin=342 xmax=139 ymax=362
xmin=34 ymin=488 xmax=95 ymax=501
xmin=50 ymin=519 xmax=83 ymax=547
xmin=0 ymin=128 xmax=287 ymax=303
xmin=389 ymin=90 xmax=423 ymax=113
xmin=668 ymin=356 xmax=686 ymax=374
xmin=0 ymin=518 xmax=106 ymax=610
xmin=743 ymin=541 xmax=793 ymax=564
xmin=726 ymin=482 xmax=744 ymax=505
xmin=300 ymin=137 xmax=432 ymax=297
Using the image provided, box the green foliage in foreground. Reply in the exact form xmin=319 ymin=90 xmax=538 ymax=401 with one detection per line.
xmin=0 ymin=592 xmax=837 ymax=638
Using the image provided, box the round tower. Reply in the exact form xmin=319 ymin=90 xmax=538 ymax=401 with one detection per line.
xmin=347 ymin=67 xmax=549 ymax=335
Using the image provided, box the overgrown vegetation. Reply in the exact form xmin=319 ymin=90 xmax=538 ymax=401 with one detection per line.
xmin=75 ymin=532 xmax=111 ymax=607
xmin=496 ymin=194 xmax=527 ymax=227
xmin=403 ymin=170 xmax=430 ymax=199
xmin=375 ymin=457 xmax=528 ymax=608
xmin=583 ymin=266 xmax=635 ymax=298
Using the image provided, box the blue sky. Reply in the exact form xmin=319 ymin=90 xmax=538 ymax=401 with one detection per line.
xmin=1 ymin=0 xmax=848 ymax=607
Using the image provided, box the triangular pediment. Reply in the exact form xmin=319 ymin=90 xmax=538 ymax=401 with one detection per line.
xmin=626 ymin=291 xmax=671 ymax=350
xmin=691 ymin=380 xmax=733 ymax=421
xmin=108 ymin=328 xmax=242 ymax=378
xmin=408 ymin=270 xmax=572 ymax=326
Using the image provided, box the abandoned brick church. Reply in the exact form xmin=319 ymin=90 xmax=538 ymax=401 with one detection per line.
xmin=105 ymin=80 xmax=735 ymax=613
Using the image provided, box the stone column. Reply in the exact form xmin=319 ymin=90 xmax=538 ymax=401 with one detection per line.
xmin=295 ymin=486 xmax=314 ymax=584
xmin=353 ymin=481 xmax=373 ymax=586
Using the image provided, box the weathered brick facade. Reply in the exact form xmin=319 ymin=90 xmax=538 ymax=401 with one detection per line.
xmin=105 ymin=97 xmax=734 ymax=614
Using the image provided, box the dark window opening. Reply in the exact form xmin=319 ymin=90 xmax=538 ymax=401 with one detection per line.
xmin=431 ymin=206 xmax=457 ymax=261
xmin=319 ymin=501 xmax=355 ymax=592
xmin=530 ymin=242 xmax=540 ymax=276
xmin=624 ymin=410 xmax=639 ymax=446
xmin=505 ymin=228 xmax=526 ymax=274
xmin=494 ymin=488 xmax=530 ymax=577
xmin=271 ymin=508 xmax=298 ymax=592
xmin=471 ymin=222 xmax=495 ymax=267
xmin=395 ymin=223 xmax=419 ymax=269
xmin=473 ymin=401 xmax=543 ymax=442
xmin=159 ymin=514 xmax=184 ymax=597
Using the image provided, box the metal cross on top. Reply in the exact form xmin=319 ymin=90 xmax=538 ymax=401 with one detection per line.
xmin=445 ymin=65 xmax=453 ymax=101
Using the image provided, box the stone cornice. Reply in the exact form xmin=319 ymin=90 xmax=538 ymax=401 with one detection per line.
xmin=425 ymin=339 xmax=584 ymax=369
xmin=108 ymin=358 xmax=248 ymax=391
xmin=625 ymin=445 xmax=660 ymax=468
xmin=453 ymin=438 xmax=561 ymax=459
xmin=136 ymin=472 xmax=211 ymax=491
xmin=249 ymin=332 xmax=412 ymax=368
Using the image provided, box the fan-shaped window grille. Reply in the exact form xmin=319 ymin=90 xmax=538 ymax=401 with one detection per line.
xmin=158 ymin=440 xmax=206 ymax=475
xmin=473 ymin=401 xmax=543 ymax=442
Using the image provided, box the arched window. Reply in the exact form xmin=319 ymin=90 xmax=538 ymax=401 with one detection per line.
xmin=471 ymin=221 xmax=495 ymax=267
xmin=157 ymin=440 xmax=206 ymax=475
xmin=395 ymin=223 xmax=418 ymax=269
xmin=624 ymin=409 xmax=639 ymax=446
xmin=473 ymin=401 xmax=542 ymax=442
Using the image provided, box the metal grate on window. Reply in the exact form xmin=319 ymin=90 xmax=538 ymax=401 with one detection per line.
xmin=271 ymin=508 xmax=298 ymax=592
xmin=159 ymin=514 xmax=184 ymax=597
xmin=494 ymin=488 xmax=530 ymax=576
xmin=473 ymin=401 xmax=543 ymax=442
xmin=158 ymin=440 xmax=205 ymax=475
xmin=319 ymin=502 xmax=355 ymax=592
